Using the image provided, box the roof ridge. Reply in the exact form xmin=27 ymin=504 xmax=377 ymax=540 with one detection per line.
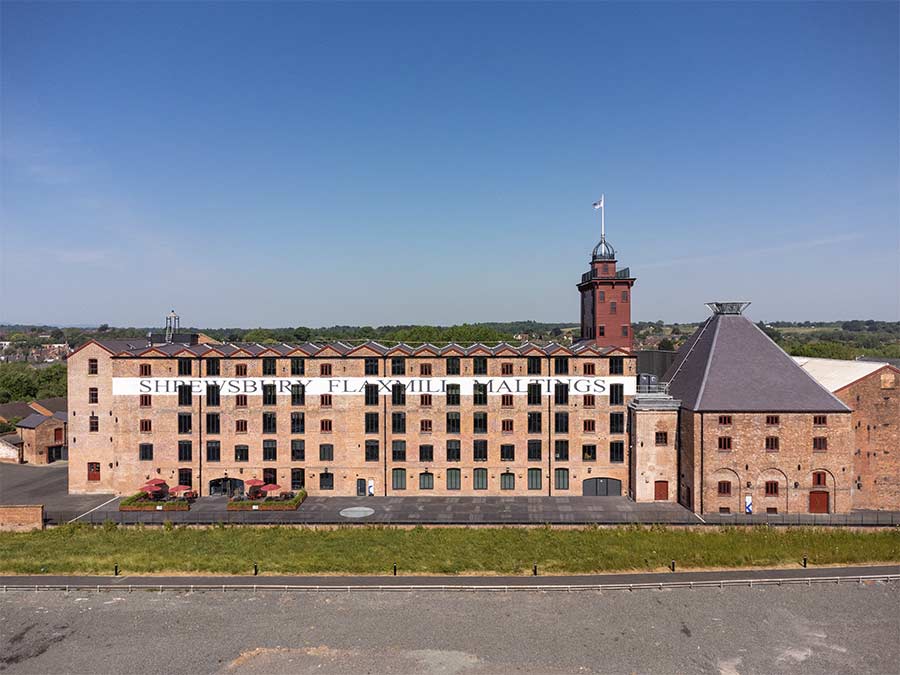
xmin=694 ymin=315 xmax=721 ymax=409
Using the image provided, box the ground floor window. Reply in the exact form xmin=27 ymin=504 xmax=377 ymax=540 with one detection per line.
xmin=554 ymin=468 xmax=569 ymax=490
xmin=446 ymin=468 xmax=461 ymax=490
xmin=419 ymin=472 xmax=434 ymax=490
xmin=178 ymin=468 xmax=192 ymax=488
xmin=392 ymin=468 xmax=407 ymax=490
xmin=528 ymin=468 xmax=542 ymax=491
xmin=291 ymin=468 xmax=305 ymax=490
xmin=500 ymin=472 xmax=515 ymax=490
xmin=263 ymin=468 xmax=277 ymax=484
xmin=319 ymin=471 xmax=334 ymax=490
xmin=473 ymin=468 xmax=488 ymax=490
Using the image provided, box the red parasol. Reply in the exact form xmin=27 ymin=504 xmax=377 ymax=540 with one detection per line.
xmin=145 ymin=478 xmax=167 ymax=486
xmin=169 ymin=485 xmax=192 ymax=493
xmin=140 ymin=484 xmax=162 ymax=493
xmin=260 ymin=484 xmax=281 ymax=492
xmin=245 ymin=479 xmax=265 ymax=487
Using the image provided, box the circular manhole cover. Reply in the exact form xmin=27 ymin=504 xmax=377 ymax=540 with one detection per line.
xmin=339 ymin=506 xmax=375 ymax=518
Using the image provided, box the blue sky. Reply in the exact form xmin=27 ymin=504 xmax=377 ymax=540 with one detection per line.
xmin=2 ymin=2 xmax=897 ymax=328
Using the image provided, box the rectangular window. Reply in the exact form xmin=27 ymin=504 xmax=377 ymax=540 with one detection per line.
xmin=446 ymin=412 xmax=461 ymax=434
xmin=235 ymin=363 xmax=247 ymax=377
xmin=206 ymin=413 xmax=220 ymax=434
xmin=527 ymin=356 xmax=542 ymax=375
xmin=139 ymin=443 xmax=153 ymax=461
xmin=391 ymin=357 xmax=406 ymax=376
xmin=89 ymin=414 xmax=99 ymax=432
xmin=319 ymin=443 xmax=334 ymax=461
xmin=765 ymin=480 xmax=779 ymax=496
xmin=501 ymin=418 xmax=514 ymax=433
xmin=554 ymin=412 xmax=569 ymax=433
xmin=392 ymin=440 xmax=407 ymax=461
xmin=501 ymin=363 xmax=514 ymax=376
xmin=621 ymin=326 xmax=629 ymax=338
xmin=365 ymin=439 xmax=379 ymax=462
xmin=140 ymin=394 xmax=151 ymax=408
xmin=813 ymin=471 xmax=827 ymax=486
xmin=554 ymin=383 xmax=569 ymax=405
xmin=291 ymin=412 xmax=305 ymax=434
xmin=473 ymin=467 xmax=488 ymax=490
xmin=655 ymin=431 xmax=668 ymax=446
xmin=236 ymin=394 xmax=248 ymax=408
xmin=609 ymin=441 xmax=625 ymax=463
xmin=206 ymin=358 xmax=220 ymax=376
xmin=500 ymin=444 xmax=515 ymax=462
xmin=718 ymin=481 xmax=731 ymax=496
xmin=364 ymin=384 xmax=379 ymax=406
xmin=446 ymin=440 xmax=461 ymax=462
xmin=236 ymin=419 xmax=248 ymax=433
xmin=765 ymin=436 xmax=779 ymax=451
xmin=446 ymin=384 xmax=460 ymax=406
xmin=291 ymin=439 xmax=306 ymax=461
xmin=583 ymin=419 xmax=596 ymax=433
xmin=419 ymin=472 xmax=434 ymax=490
xmin=473 ymin=357 xmax=488 ymax=375
xmin=234 ymin=445 xmax=249 ymax=462
xmin=583 ymin=362 xmax=596 ymax=375
xmin=500 ymin=472 xmax=515 ymax=490
xmin=718 ymin=436 xmax=732 ymax=451
xmin=177 ymin=358 xmax=192 ymax=376
xmin=609 ymin=412 xmax=624 ymax=434
xmin=609 ymin=356 xmax=624 ymax=375
xmin=262 ymin=412 xmax=277 ymax=434
xmin=320 ymin=363 xmax=332 ymax=376
xmin=554 ymin=357 xmax=569 ymax=375
xmin=813 ymin=415 xmax=828 ymax=426
xmin=528 ymin=468 xmax=542 ymax=491
xmin=527 ymin=439 xmax=542 ymax=461
xmin=610 ymin=301 xmax=617 ymax=315
xmin=419 ymin=444 xmax=433 ymax=462
xmin=501 ymin=394 xmax=513 ymax=408
xmin=262 ymin=357 xmax=277 ymax=375
xmin=718 ymin=415 xmax=732 ymax=425
xmin=88 ymin=387 xmax=98 ymax=404
xmin=206 ymin=441 xmax=221 ymax=462
xmin=139 ymin=419 xmax=151 ymax=433
xmin=392 ymin=412 xmax=406 ymax=434
xmin=609 ymin=383 xmax=624 ymax=406
xmin=178 ymin=440 xmax=192 ymax=462
xmin=473 ymin=412 xmax=488 ymax=434
xmin=177 ymin=413 xmax=191 ymax=434
xmin=473 ymin=383 xmax=488 ymax=406
xmin=319 ymin=471 xmax=334 ymax=490
xmin=473 ymin=439 xmax=488 ymax=461
xmin=446 ymin=468 xmax=461 ymax=490
xmin=420 ymin=363 xmax=432 ymax=376
xmin=582 ymin=444 xmax=597 ymax=461
xmin=291 ymin=468 xmax=305 ymax=490
xmin=420 ymin=419 xmax=433 ymax=433
xmin=527 ymin=412 xmax=542 ymax=434
xmin=139 ymin=363 xmax=151 ymax=377
xmin=598 ymin=325 xmax=605 ymax=337
xmin=263 ymin=440 xmax=277 ymax=461
xmin=554 ymin=468 xmax=569 ymax=490
xmin=582 ymin=394 xmax=596 ymax=409
xmin=207 ymin=384 xmax=220 ymax=407
xmin=446 ymin=357 xmax=460 ymax=375
xmin=320 ymin=393 xmax=332 ymax=408
xmin=527 ymin=383 xmax=542 ymax=406
xmin=554 ymin=440 xmax=569 ymax=461
xmin=364 ymin=358 xmax=378 ymax=375
xmin=392 ymin=383 xmax=406 ymax=406
xmin=178 ymin=384 xmax=192 ymax=406
xmin=291 ymin=384 xmax=305 ymax=406
xmin=813 ymin=437 xmax=828 ymax=452
xmin=262 ymin=384 xmax=276 ymax=406
xmin=320 ymin=419 xmax=332 ymax=432
xmin=291 ymin=357 xmax=305 ymax=376
xmin=365 ymin=412 xmax=379 ymax=434
xmin=766 ymin=415 xmax=780 ymax=426
xmin=421 ymin=393 xmax=433 ymax=407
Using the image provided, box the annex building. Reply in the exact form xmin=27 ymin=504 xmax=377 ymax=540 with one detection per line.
xmin=64 ymin=206 xmax=897 ymax=513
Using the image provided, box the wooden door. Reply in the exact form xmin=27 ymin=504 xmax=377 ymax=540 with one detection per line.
xmin=654 ymin=481 xmax=668 ymax=501
xmin=809 ymin=491 xmax=829 ymax=514
xmin=87 ymin=462 xmax=100 ymax=481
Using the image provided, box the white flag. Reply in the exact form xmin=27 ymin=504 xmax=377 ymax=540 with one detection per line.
xmin=592 ymin=196 xmax=604 ymax=209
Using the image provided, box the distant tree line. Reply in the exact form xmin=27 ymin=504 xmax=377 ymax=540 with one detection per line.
xmin=0 ymin=362 xmax=67 ymax=405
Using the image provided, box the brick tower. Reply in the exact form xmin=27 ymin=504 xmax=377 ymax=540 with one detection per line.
xmin=577 ymin=195 xmax=636 ymax=349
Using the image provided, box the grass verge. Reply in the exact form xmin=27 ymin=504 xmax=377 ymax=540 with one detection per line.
xmin=0 ymin=524 xmax=897 ymax=575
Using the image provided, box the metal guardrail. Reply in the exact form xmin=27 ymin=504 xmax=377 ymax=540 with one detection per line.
xmin=3 ymin=574 xmax=897 ymax=594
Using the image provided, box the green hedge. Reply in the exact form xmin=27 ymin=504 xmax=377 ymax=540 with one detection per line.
xmin=119 ymin=492 xmax=190 ymax=512
xmin=226 ymin=490 xmax=306 ymax=511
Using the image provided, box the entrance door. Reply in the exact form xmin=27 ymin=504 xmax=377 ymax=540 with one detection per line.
xmin=809 ymin=491 xmax=829 ymax=514
xmin=209 ymin=478 xmax=244 ymax=497
xmin=356 ymin=479 xmax=366 ymax=496
xmin=47 ymin=446 xmax=65 ymax=463
xmin=582 ymin=477 xmax=622 ymax=496
xmin=654 ymin=481 xmax=669 ymax=501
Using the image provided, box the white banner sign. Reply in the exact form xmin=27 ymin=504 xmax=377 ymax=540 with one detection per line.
xmin=112 ymin=376 xmax=636 ymax=397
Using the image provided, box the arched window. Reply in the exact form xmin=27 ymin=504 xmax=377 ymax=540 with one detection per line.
xmin=419 ymin=472 xmax=434 ymax=490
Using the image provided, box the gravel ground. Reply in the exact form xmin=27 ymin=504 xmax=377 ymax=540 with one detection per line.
xmin=1 ymin=582 xmax=898 ymax=674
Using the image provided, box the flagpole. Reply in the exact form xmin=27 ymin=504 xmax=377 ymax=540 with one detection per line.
xmin=601 ymin=194 xmax=605 ymax=240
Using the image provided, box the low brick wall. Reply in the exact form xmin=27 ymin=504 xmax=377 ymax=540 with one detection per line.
xmin=0 ymin=505 xmax=44 ymax=532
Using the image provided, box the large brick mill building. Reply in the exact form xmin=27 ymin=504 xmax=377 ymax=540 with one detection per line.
xmin=64 ymin=210 xmax=896 ymax=513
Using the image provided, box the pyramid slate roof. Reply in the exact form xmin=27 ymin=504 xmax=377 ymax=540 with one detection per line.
xmin=663 ymin=311 xmax=849 ymax=413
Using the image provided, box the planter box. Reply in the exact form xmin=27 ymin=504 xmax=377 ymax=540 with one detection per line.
xmin=227 ymin=493 xmax=306 ymax=511
xmin=120 ymin=502 xmax=190 ymax=512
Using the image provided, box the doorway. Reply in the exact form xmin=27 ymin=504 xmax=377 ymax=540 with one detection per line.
xmin=809 ymin=491 xmax=829 ymax=514
xmin=582 ymin=477 xmax=622 ymax=496
xmin=654 ymin=480 xmax=669 ymax=501
xmin=356 ymin=479 xmax=366 ymax=496
xmin=209 ymin=477 xmax=244 ymax=497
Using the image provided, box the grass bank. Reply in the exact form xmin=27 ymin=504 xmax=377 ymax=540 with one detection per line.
xmin=0 ymin=524 xmax=897 ymax=575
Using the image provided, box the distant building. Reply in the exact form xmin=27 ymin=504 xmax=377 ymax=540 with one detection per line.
xmin=15 ymin=412 xmax=67 ymax=464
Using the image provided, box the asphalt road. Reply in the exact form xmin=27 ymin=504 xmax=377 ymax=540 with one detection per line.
xmin=1 ymin=579 xmax=897 ymax=674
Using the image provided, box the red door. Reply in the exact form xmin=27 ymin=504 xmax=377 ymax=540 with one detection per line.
xmin=87 ymin=462 xmax=101 ymax=482
xmin=809 ymin=491 xmax=829 ymax=514
xmin=654 ymin=481 xmax=668 ymax=501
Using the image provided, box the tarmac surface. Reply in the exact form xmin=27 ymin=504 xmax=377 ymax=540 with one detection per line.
xmin=1 ymin=574 xmax=897 ymax=674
